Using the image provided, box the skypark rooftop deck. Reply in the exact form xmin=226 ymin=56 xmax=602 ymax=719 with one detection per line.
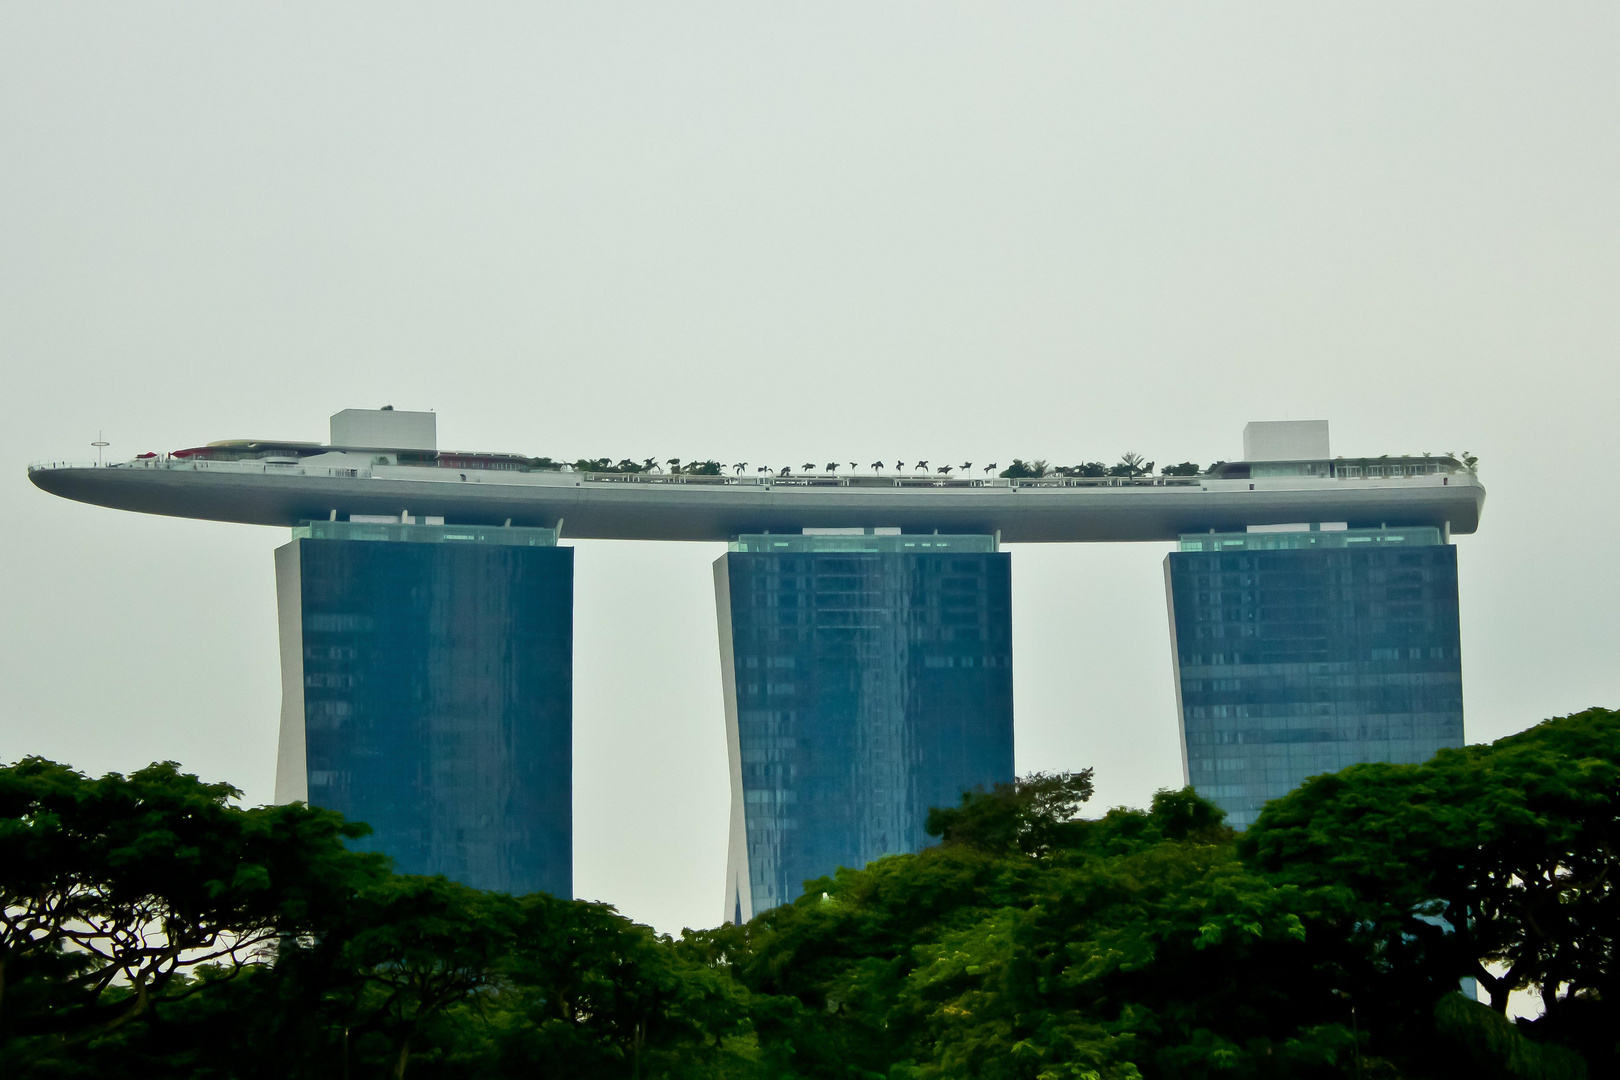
xmin=28 ymin=450 xmax=1484 ymax=543
xmin=27 ymin=412 xmax=1485 ymax=542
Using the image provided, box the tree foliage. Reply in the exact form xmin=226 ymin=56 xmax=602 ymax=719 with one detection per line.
xmin=925 ymin=769 xmax=1096 ymax=855
xmin=999 ymin=459 xmax=1050 ymax=479
xmin=0 ymin=757 xmax=376 ymax=1062
xmin=1242 ymin=707 xmax=1619 ymax=1066
xmin=2 ymin=707 xmax=1615 ymax=1078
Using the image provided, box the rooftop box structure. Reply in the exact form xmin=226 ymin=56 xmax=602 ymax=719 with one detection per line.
xmin=1243 ymin=420 xmax=1329 ymax=462
xmin=330 ymin=408 xmax=436 ymax=451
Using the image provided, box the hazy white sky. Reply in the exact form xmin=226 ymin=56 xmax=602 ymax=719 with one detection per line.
xmin=3 ymin=3 xmax=1617 ymax=934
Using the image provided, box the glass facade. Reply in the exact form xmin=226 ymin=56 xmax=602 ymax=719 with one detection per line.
xmin=274 ymin=522 xmax=572 ymax=896
xmin=716 ymin=533 xmax=1014 ymax=920
xmin=1165 ymin=527 xmax=1464 ymax=828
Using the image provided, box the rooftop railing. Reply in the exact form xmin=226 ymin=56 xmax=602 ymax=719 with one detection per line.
xmin=28 ymin=458 xmax=373 ymax=479
xmin=730 ymin=533 xmax=999 ymax=553
xmin=1178 ymin=526 xmax=1445 ymax=552
xmin=292 ymin=521 xmax=558 ymax=546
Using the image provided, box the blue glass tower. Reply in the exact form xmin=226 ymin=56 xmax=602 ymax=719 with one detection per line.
xmin=273 ymin=521 xmax=573 ymax=896
xmin=716 ymin=533 xmax=1014 ymax=921
xmin=1165 ymin=527 xmax=1464 ymax=827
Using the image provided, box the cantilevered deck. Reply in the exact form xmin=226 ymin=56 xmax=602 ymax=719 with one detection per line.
xmin=28 ymin=454 xmax=1484 ymax=542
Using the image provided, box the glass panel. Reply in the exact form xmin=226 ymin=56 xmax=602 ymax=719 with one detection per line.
xmin=730 ymin=533 xmax=998 ymax=554
xmin=293 ymin=520 xmax=557 ymax=546
xmin=1166 ymin=543 xmax=1463 ymax=828
xmin=290 ymin=531 xmax=573 ymax=896
xmin=723 ymin=540 xmax=1013 ymax=913
xmin=1178 ymin=527 xmax=1441 ymax=552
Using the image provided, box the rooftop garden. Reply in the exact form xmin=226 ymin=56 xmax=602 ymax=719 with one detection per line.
xmin=487 ymin=450 xmax=1478 ymax=478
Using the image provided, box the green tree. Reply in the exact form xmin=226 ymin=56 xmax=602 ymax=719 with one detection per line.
xmin=329 ymin=875 xmax=520 ymax=1080
xmin=1433 ymin=993 xmax=1588 ymax=1080
xmin=1113 ymin=452 xmax=1153 ymax=478
xmin=1242 ymin=708 xmax=1619 ymax=1067
xmin=0 ymin=757 xmax=376 ymax=1066
xmin=925 ymin=770 xmax=1096 ymax=855
xmin=723 ymin=782 xmax=1370 ymax=1079
xmin=486 ymin=894 xmax=754 ymax=1078
xmin=1446 ymin=450 xmax=1481 ymax=474
xmin=999 ymin=459 xmax=1049 ymax=479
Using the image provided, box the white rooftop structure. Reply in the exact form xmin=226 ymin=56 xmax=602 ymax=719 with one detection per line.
xmin=330 ymin=407 xmax=436 ymax=451
xmin=1243 ymin=420 xmax=1329 ymax=462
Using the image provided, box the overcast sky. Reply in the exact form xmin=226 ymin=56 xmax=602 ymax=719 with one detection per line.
xmin=2 ymin=3 xmax=1617 ymax=935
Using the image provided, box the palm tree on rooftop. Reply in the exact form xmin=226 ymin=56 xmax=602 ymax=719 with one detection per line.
xmin=895 ymin=461 xmax=906 ymax=471
xmin=825 ymin=462 xmax=839 ymax=473
xmin=916 ymin=460 xmax=929 ymax=471
xmin=937 ymin=465 xmax=953 ymax=474
xmin=871 ymin=461 xmax=885 ymax=471
xmin=983 ymin=463 xmax=998 ymax=473
xmin=733 ymin=462 xmax=747 ymax=474
xmin=801 ymin=462 xmax=815 ymax=472
xmin=961 ymin=462 xmax=972 ymax=471
xmin=1118 ymin=452 xmax=1149 ymax=478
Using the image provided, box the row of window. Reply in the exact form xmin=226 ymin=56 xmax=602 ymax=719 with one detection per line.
xmin=748 ymin=559 xmax=991 ymax=574
xmin=1184 ymin=699 xmax=1462 ymax=721
xmin=759 ymin=609 xmax=992 ymax=628
xmin=1177 ymin=549 xmax=1448 ymax=575
xmin=730 ymin=626 xmax=998 ymax=645
xmin=1179 ymin=641 xmax=1457 ymax=661
xmin=1184 ymin=582 xmax=1439 ymax=606
xmin=1188 ymin=609 xmax=1447 ymax=628
xmin=1334 ymin=462 xmax=1447 ymax=477
xmin=1182 ymin=664 xmax=1456 ymax=691
xmin=1184 ymin=722 xmax=1459 ymax=746
xmin=1191 ymin=747 xmax=1438 ymax=776
xmin=745 ymin=592 xmax=994 ymax=609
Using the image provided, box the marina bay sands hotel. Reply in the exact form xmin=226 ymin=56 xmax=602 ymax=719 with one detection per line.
xmin=29 ymin=409 xmax=1482 ymax=920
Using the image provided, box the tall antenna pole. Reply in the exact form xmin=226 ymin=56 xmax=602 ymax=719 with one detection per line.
xmin=92 ymin=431 xmax=109 ymax=466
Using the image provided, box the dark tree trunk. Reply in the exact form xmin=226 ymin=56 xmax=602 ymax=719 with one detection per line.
xmin=392 ymin=1027 xmax=415 ymax=1080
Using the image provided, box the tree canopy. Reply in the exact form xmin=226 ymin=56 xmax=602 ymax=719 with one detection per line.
xmin=1242 ymin=707 xmax=1619 ymax=1062
xmin=2 ymin=707 xmax=1615 ymax=1078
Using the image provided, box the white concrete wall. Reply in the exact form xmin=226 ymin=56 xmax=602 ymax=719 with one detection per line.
xmin=1242 ymin=419 xmax=1329 ymax=461
xmin=272 ymin=540 xmax=309 ymax=804
xmin=329 ymin=408 xmax=436 ymax=451
xmin=713 ymin=555 xmax=755 ymax=925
